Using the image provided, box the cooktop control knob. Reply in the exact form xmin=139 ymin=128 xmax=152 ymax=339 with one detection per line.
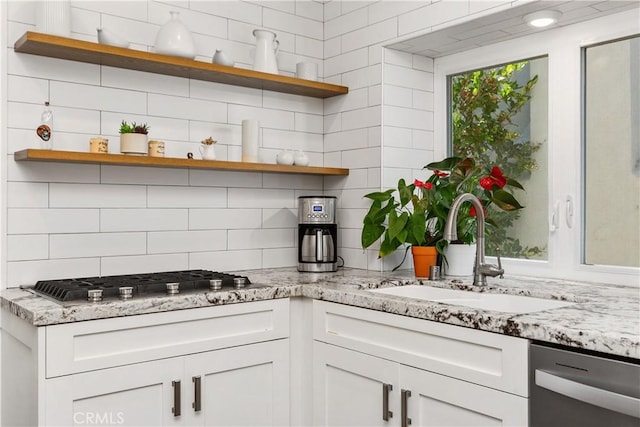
xmin=87 ymin=289 xmax=103 ymax=303
xmin=119 ymin=286 xmax=133 ymax=300
xmin=209 ymin=279 xmax=222 ymax=290
xmin=166 ymin=282 xmax=180 ymax=295
xmin=233 ymin=277 xmax=246 ymax=289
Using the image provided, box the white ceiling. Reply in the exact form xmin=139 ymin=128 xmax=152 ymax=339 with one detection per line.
xmin=387 ymin=1 xmax=640 ymax=57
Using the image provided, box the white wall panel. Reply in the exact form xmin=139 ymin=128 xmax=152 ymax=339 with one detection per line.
xmin=147 ymin=230 xmax=227 ymax=254
xmin=101 ymin=209 xmax=189 ymax=232
xmin=50 ymin=232 xmax=147 ymax=259
xmin=7 ymin=209 xmax=99 ymax=234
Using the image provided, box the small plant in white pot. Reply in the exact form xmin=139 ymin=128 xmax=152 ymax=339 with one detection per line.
xmin=119 ymin=121 xmax=149 ymax=155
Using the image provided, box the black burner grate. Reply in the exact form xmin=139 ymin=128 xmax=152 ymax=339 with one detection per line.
xmin=33 ymin=270 xmax=252 ymax=301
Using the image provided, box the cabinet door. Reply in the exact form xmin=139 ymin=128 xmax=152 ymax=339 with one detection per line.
xmin=186 ymin=339 xmax=290 ymax=426
xmin=44 ymin=357 xmax=184 ymax=426
xmin=399 ymin=365 xmax=528 ymax=427
xmin=313 ymin=341 xmax=399 ymax=427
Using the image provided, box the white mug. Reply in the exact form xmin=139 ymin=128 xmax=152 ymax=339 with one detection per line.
xmin=296 ymin=62 xmax=318 ymax=81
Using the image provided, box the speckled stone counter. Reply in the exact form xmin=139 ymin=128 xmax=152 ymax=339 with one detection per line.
xmin=2 ymin=267 xmax=638 ymax=359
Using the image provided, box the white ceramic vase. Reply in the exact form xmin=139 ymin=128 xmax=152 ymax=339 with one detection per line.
xmin=199 ymin=144 xmax=216 ymax=160
xmin=252 ymin=29 xmax=279 ymax=74
xmin=293 ymin=150 xmax=309 ymax=166
xmin=154 ymin=11 xmax=196 ymax=59
xmin=276 ymin=150 xmax=294 ymax=165
xmin=120 ymin=133 xmax=148 ymax=155
xmin=36 ymin=0 xmax=71 ymax=37
xmin=212 ymin=49 xmax=234 ymax=67
xmin=443 ymin=243 xmax=477 ymax=277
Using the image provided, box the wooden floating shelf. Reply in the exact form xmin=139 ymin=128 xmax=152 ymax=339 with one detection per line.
xmin=14 ymin=31 xmax=349 ymax=99
xmin=14 ymin=149 xmax=349 ymax=176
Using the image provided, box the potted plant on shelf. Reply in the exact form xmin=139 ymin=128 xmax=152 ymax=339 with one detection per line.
xmin=361 ymin=156 xmax=525 ymax=277
xmin=119 ymin=121 xmax=149 ymax=155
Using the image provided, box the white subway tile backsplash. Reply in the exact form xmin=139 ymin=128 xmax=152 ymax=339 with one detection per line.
xmin=7 ymin=258 xmax=100 ymax=288
xmin=324 ymin=87 xmax=369 ymax=115
xmin=228 ymin=104 xmax=294 ymax=130
xmin=7 ymin=182 xmax=48 ymax=208
xmin=263 ymin=8 xmax=323 ymax=40
xmin=148 ymin=94 xmax=227 ymax=123
xmin=8 ymin=102 xmax=100 ymax=135
xmin=263 ymin=91 xmax=323 ymax=115
xmin=7 ymin=75 xmax=48 ymax=104
xmin=341 ymin=106 xmax=381 ymax=131
xmin=101 ymin=209 xmax=189 ymax=232
xmin=102 ymin=66 xmax=189 ymax=97
xmin=295 ymin=35 xmax=323 ymax=59
xmin=262 ymin=208 xmax=298 ymax=228
xmin=341 ymin=64 xmax=381 ymax=90
xmin=413 ymin=89 xmax=434 ymax=111
xmin=324 ymin=48 xmax=368 ymax=77
xmin=8 ymin=159 xmax=100 ymax=183
xmin=384 ymin=126 xmax=413 ymax=149
xmin=383 ymin=146 xmax=430 ymax=169
xmin=189 ymin=208 xmax=262 ymax=230
xmin=51 ymin=232 xmax=147 ymax=259
xmin=228 ymin=188 xmax=295 ymax=208
xmin=384 ymin=84 xmax=413 ymax=108
xmin=341 ymin=147 xmax=380 ymax=169
xmin=101 ymin=166 xmax=189 ymax=186
xmin=383 ymin=105 xmax=433 ymax=131
xmin=228 ymin=228 xmax=294 ymax=250
xmin=7 ymin=50 xmax=100 ymax=85
xmin=324 ymin=1 xmax=341 ymax=22
xmin=189 ymin=170 xmax=262 ymax=188
xmin=341 ymin=18 xmax=398 ymax=53
xmin=262 ymin=247 xmax=297 ymax=268
xmin=148 ymin=186 xmax=227 ymax=208
xmin=399 ymin=1 xmax=470 ymax=36
xmin=295 ymin=1 xmax=323 ymax=21
xmin=324 ymin=128 xmax=368 ymax=153
xmin=384 ymin=64 xmax=433 ymax=91
xmin=50 ymin=183 xmax=146 ymax=208
xmin=368 ymin=1 xmax=423 ymax=25
xmin=325 ymin=168 xmax=368 ymax=190
xmin=149 ymin=2 xmax=227 ymax=39
xmin=148 ymin=230 xmax=227 ymax=254
xmin=324 ymin=6 xmax=368 ymax=40
xmin=339 ymin=188 xmax=372 ymax=209
xmin=384 ymin=48 xmax=413 ymax=67
xmin=340 ymin=247 xmax=369 ymax=270
xmin=191 ymin=1 xmax=261 ymax=26
xmin=190 ymin=80 xmax=263 ymax=107
xmin=8 ymin=209 xmax=99 ymax=234
xmin=262 ymin=128 xmax=323 ymax=152
xmin=324 ymin=36 xmax=341 ymax=59
xmin=51 ymin=81 xmax=147 ymax=115
xmin=413 ymin=54 xmax=434 ymax=72
xmin=413 ymin=129 xmax=434 ymax=151
xmin=101 ymin=253 xmax=189 ymax=277
xmin=294 ymin=112 xmax=323 ymax=134
xmin=189 ymin=250 xmax=262 ymax=272
xmin=7 ymin=235 xmax=49 ymax=261
xmin=262 ymin=173 xmax=323 ymax=190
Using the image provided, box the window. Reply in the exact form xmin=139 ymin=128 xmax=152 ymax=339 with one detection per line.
xmin=435 ymin=11 xmax=639 ymax=285
xmin=584 ymin=36 xmax=639 ymax=268
xmin=448 ymin=58 xmax=549 ymax=261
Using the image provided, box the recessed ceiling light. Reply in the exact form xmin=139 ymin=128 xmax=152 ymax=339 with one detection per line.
xmin=524 ymin=10 xmax=562 ymax=28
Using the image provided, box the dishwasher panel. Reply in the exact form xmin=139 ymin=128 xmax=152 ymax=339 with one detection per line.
xmin=530 ymin=343 xmax=640 ymax=427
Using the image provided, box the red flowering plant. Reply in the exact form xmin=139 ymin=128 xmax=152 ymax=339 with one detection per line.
xmin=418 ymin=156 xmax=525 ymax=248
xmin=361 ymin=156 xmax=524 ymax=270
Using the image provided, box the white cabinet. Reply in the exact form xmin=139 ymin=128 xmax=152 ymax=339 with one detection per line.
xmin=2 ymin=299 xmax=290 ymax=426
xmin=313 ymin=301 xmax=529 ymax=426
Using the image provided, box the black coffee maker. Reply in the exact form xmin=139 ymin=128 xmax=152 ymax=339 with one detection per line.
xmin=298 ymin=196 xmax=337 ymax=272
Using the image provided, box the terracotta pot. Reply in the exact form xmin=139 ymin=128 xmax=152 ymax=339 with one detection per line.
xmin=411 ymin=246 xmax=438 ymax=277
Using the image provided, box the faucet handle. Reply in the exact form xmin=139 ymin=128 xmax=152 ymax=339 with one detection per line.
xmin=495 ymin=247 xmax=504 ymax=279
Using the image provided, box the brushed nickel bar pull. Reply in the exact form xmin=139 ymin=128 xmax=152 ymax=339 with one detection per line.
xmin=172 ymin=380 xmax=181 ymax=417
xmin=192 ymin=376 xmax=202 ymax=412
xmin=401 ymin=389 xmax=412 ymax=427
xmin=382 ymin=383 xmax=393 ymax=421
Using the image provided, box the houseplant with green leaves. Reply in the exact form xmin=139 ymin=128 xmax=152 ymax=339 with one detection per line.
xmin=361 ymin=156 xmax=525 ymax=274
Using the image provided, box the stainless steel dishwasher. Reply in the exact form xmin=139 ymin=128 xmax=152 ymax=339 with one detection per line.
xmin=530 ymin=342 xmax=640 ymax=427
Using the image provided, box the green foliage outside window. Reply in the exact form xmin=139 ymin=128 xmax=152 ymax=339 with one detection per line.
xmin=451 ymin=62 xmax=545 ymax=258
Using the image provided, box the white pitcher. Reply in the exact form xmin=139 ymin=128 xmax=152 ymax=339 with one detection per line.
xmin=252 ymin=29 xmax=279 ymax=74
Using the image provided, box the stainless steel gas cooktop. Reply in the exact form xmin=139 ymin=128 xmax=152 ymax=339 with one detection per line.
xmin=32 ymin=270 xmax=252 ymax=302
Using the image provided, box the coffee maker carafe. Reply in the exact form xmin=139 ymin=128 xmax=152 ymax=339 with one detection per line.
xmin=298 ymin=196 xmax=337 ymax=272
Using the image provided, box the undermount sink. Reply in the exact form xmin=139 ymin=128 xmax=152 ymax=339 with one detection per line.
xmin=370 ymin=285 xmax=575 ymax=314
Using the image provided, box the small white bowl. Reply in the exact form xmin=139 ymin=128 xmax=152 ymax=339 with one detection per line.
xmin=97 ymin=28 xmax=130 ymax=49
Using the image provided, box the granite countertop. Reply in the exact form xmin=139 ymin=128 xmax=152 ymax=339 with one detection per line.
xmin=1 ymin=267 xmax=638 ymax=359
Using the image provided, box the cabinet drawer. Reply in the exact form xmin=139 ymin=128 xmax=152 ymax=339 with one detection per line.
xmin=46 ymin=299 xmax=289 ymax=378
xmin=313 ymin=301 xmax=528 ymax=397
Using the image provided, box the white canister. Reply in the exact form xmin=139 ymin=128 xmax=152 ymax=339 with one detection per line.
xmin=36 ymin=0 xmax=71 ymax=37
xmin=295 ymin=62 xmax=318 ymax=81
xmin=241 ymin=120 xmax=260 ymax=163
